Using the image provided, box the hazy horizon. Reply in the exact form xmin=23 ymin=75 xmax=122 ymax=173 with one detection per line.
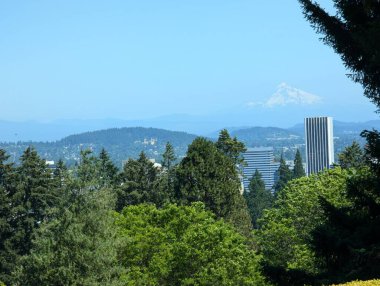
xmin=1 ymin=0 xmax=379 ymax=126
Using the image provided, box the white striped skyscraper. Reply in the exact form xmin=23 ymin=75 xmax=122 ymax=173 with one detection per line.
xmin=304 ymin=116 xmax=334 ymax=175
xmin=242 ymin=147 xmax=279 ymax=190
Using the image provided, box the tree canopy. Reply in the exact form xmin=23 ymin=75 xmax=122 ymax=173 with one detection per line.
xmin=256 ymin=168 xmax=350 ymax=285
xmin=115 ymin=203 xmax=267 ymax=286
xmin=175 ymin=137 xmax=252 ymax=235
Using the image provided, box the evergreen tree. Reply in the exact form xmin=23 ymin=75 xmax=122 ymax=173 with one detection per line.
xmin=274 ymin=155 xmax=292 ymax=194
xmin=161 ymin=142 xmax=176 ymax=170
xmin=312 ymin=131 xmax=380 ymax=283
xmin=98 ymin=148 xmax=119 ymax=187
xmin=338 ymin=141 xmax=365 ymax=169
xmin=244 ymin=169 xmax=274 ymax=229
xmin=116 ymin=152 xmax=159 ymax=210
xmin=10 ymin=147 xmax=58 ymax=257
xmin=77 ymin=149 xmax=100 ymax=187
xmin=176 ymin=137 xmax=252 ymax=235
xmin=215 ymin=129 xmax=246 ymax=165
xmin=293 ymin=149 xmax=306 ymax=179
xmin=52 ymin=159 xmax=70 ymax=189
xmin=0 ymin=149 xmax=17 ymax=285
xmin=299 ymin=2 xmax=380 ymax=282
xmin=299 ymin=0 xmax=380 ymax=109
xmin=159 ymin=142 xmax=177 ymax=205
xmin=15 ymin=189 xmax=124 ymax=286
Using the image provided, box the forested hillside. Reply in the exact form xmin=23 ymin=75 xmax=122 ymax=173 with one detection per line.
xmin=0 ymin=127 xmax=197 ymax=168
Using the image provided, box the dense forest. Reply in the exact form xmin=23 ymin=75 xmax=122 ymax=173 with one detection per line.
xmin=1 ymin=125 xmax=379 ymax=285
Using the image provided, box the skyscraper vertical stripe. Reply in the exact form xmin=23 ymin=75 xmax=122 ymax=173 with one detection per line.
xmin=304 ymin=117 xmax=334 ymax=175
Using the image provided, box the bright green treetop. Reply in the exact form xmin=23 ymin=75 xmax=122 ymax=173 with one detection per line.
xmin=115 ymin=203 xmax=267 ymax=286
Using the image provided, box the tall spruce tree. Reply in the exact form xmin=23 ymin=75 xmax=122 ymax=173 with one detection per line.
xmin=176 ymin=137 xmax=252 ymax=235
xmin=0 ymin=149 xmax=17 ymax=285
xmin=98 ymin=148 xmax=119 ymax=187
xmin=15 ymin=189 xmax=124 ymax=286
xmin=77 ymin=149 xmax=100 ymax=188
xmin=10 ymin=147 xmax=58 ymax=256
xmin=274 ymin=155 xmax=292 ymax=194
xmin=243 ymin=169 xmax=274 ymax=229
xmin=293 ymin=149 xmax=306 ymax=179
xmin=215 ymin=129 xmax=246 ymax=165
xmin=52 ymin=159 xmax=70 ymax=189
xmin=159 ymin=142 xmax=177 ymax=205
xmin=161 ymin=142 xmax=176 ymax=171
xmin=116 ymin=152 xmax=159 ymax=210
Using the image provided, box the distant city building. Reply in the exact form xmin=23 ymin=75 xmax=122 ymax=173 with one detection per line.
xmin=45 ymin=160 xmax=56 ymax=173
xmin=242 ymin=147 xmax=279 ymax=190
xmin=304 ymin=116 xmax=334 ymax=175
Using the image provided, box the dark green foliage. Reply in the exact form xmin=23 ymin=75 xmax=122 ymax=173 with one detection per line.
xmin=244 ymin=170 xmax=274 ymax=229
xmin=11 ymin=147 xmax=59 ymax=256
xmin=215 ymin=129 xmax=246 ymax=165
xmin=298 ymin=1 xmax=380 ymax=283
xmin=15 ymin=189 xmax=124 ymax=286
xmin=161 ymin=142 xmax=176 ymax=170
xmin=116 ymin=152 xmax=160 ymax=210
xmin=293 ymin=149 xmax=306 ymax=178
xmin=159 ymin=142 xmax=177 ymax=204
xmin=76 ymin=149 xmax=104 ymax=188
xmin=98 ymin=148 xmax=119 ymax=187
xmin=0 ymin=150 xmax=16 ymax=285
xmin=0 ymin=147 xmax=62 ymax=284
xmin=311 ymin=131 xmax=380 ymax=283
xmin=52 ymin=159 xmax=70 ymax=189
xmin=338 ymin=141 xmax=365 ymax=169
xmin=299 ymin=0 xmax=380 ymax=109
xmin=115 ymin=203 xmax=267 ymax=286
xmin=175 ymin=137 xmax=252 ymax=235
xmin=274 ymin=155 xmax=293 ymax=194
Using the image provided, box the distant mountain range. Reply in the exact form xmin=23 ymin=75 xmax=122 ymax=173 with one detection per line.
xmin=0 ymin=119 xmax=379 ymax=167
xmin=1 ymin=117 xmax=380 ymax=142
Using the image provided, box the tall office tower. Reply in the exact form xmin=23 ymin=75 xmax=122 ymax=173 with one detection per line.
xmin=242 ymin=147 xmax=279 ymax=190
xmin=305 ymin=116 xmax=334 ymax=176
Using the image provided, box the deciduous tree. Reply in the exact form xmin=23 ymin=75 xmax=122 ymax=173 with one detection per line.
xmin=115 ymin=203 xmax=267 ymax=286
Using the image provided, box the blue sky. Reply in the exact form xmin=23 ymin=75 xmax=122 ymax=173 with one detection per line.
xmin=0 ymin=0 xmax=378 ymax=126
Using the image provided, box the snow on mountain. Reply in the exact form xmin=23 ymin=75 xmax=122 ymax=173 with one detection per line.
xmin=247 ymin=82 xmax=322 ymax=108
